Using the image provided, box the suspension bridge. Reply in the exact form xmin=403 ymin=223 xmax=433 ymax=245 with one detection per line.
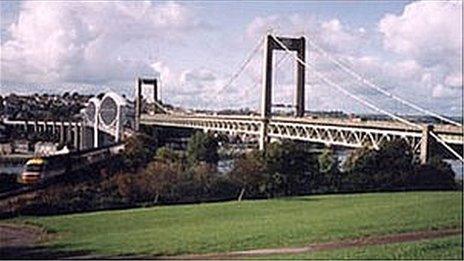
xmin=137 ymin=34 xmax=463 ymax=164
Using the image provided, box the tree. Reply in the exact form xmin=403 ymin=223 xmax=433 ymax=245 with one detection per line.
xmin=143 ymin=159 xmax=183 ymax=204
xmin=115 ymin=174 xmax=139 ymax=203
xmin=229 ymin=150 xmax=267 ymax=201
xmin=264 ymin=140 xmax=318 ymax=196
xmin=186 ymin=131 xmax=219 ymax=166
xmin=155 ymin=147 xmax=183 ymax=164
xmin=340 ymin=139 xmax=454 ymax=192
xmin=122 ymin=133 xmax=157 ymax=171
xmin=408 ymin=157 xmax=456 ymax=190
xmin=190 ymin=162 xmax=217 ymax=195
xmin=317 ymin=148 xmax=342 ymax=192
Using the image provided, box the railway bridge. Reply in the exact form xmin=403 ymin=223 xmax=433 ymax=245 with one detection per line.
xmin=2 ymin=92 xmax=134 ymax=151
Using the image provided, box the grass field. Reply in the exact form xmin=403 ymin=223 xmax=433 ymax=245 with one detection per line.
xmin=10 ymin=191 xmax=464 ymax=257
xmin=257 ymin=235 xmax=463 ymax=260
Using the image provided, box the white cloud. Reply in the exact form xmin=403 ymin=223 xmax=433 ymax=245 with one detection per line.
xmin=0 ymin=2 xmax=461 ymax=115
xmin=444 ymin=72 xmax=462 ymax=88
xmin=180 ymin=69 xmax=216 ymax=85
xmin=319 ymin=19 xmax=365 ymax=53
xmin=432 ymin=84 xmax=459 ymax=98
xmin=241 ymin=14 xmax=374 ymax=111
xmin=1 ymin=1 xmax=202 ymax=84
xmin=379 ymin=1 xmax=461 ymax=64
xmin=243 ymin=5 xmax=462 ymax=115
xmin=379 ymin=0 xmax=462 ymax=91
xmin=246 ymin=14 xmax=368 ymax=55
xmin=150 ymin=62 xmax=172 ymax=85
xmin=245 ymin=14 xmax=308 ymax=40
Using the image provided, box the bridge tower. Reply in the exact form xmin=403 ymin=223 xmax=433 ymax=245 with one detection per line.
xmin=135 ymin=77 xmax=159 ymax=131
xmin=260 ymin=35 xmax=306 ymax=150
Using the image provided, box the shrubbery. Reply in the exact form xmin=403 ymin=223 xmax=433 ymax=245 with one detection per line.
xmin=341 ymin=140 xmax=457 ymax=192
xmin=2 ymin=131 xmax=458 ymax=217
xmin=186 ymin=131 xmax=219 ymax=166
xmin=121 ymin=133 xmax=158 ymax=171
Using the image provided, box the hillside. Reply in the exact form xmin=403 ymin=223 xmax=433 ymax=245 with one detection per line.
xmin=3 ymin=191 xmax=463 ymax=258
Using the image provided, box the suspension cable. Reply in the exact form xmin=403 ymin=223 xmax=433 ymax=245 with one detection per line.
xmin=238 ymin=45 xmax=291 ymax=94
xmin=272 ymin=51 xmax=291 ymax=96
xmin=308 ymin=40 xmax=462 ymax=127
xmin=429 ymin=132 xmax=463 ymax=162
xmin=218 ymin=36 xmax=265 ymax=94
xmin=271 ymin=34 xmax=462 ymax=163
xmin=275 ymin=51 xmax=290 ymax=69
xmin=270 ymin=34 xmax=421 ymax=129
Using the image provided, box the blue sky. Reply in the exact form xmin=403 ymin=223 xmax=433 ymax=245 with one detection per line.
xmin=0 ymin=1 xmax=462 ymax=117
xmin=190 ymin=1 xmax=410 ymax=26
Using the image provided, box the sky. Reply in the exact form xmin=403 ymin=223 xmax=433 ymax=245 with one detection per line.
xmin=0 ymin=0 xmax=462 ymax=117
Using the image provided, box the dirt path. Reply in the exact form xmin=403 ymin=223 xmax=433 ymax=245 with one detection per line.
xmin=0 ymin=223 xmax=44 ymax=248
xmin=0 ymin=223 xmax=91 ymax=259
xmin=164 ymin=228 xmax=462 ymax=260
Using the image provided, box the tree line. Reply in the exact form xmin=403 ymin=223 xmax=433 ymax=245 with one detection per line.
xmin=120 ymin=131 xmax=457 ymax=203
xmin=2 ymin=129 xmax=459 ymax=217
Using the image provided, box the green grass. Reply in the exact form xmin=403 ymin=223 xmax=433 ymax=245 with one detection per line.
xmin=257 ymin=235 xmax=463 ymax=260
xmin=8 ymin=191 xmax=463 ymax=256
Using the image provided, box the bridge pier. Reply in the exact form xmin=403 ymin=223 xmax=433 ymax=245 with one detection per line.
xmin=67 ymin=123 xmax=72 ymax=145
xmin=66 ymin=122 xmax=73 ymax=144
xmin=259 ymin=119 xmax=269 ymax=150
xmin=73 ymin=123 xmax=79 ymax=149
xmin=153 ymin=78 xmax=158 ymax=103
xmin=80 ymin=124 xmax=85 ymax=150
xmin=59 ymin=121 xmax=65 ymax=144
xmin=115 ymin=109 xmax=122 ymax=142
xmin=420 ymin=125 xmax=434 ymax=164
xmin=52 ymin=121 xmax=57 ymax=136
xmin=135 ymin=78 xmax=142 ymax=131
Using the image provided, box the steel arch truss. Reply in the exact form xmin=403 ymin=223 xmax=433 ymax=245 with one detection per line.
xmin=267 ymin=121 xmax=423 ymax=153
xmin=140 ymin=114 xmax=462 ymax=154
xmin=145 ymin=115 xmax=261 ymax=136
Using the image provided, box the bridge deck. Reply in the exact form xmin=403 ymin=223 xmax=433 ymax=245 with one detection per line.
xmin=141 ymin=113 xmax=463 ymax=150
xmin=141 ymin=113 xmax=462 ymax=134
